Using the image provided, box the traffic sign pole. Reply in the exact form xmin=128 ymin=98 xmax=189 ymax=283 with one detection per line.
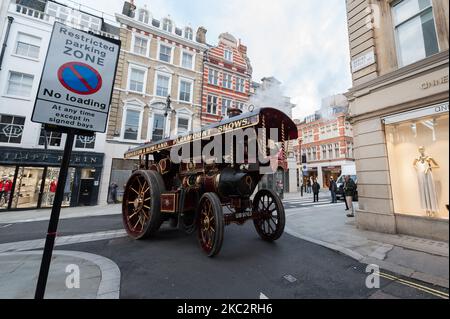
xmin=35 ymin=130 xmax=75 ymax=299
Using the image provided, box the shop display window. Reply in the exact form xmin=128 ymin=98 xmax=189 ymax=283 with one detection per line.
xmin=386 ymin=112 xmax=449 ymax=219
xmin=0 ymin=166 xmax=16 ymax=209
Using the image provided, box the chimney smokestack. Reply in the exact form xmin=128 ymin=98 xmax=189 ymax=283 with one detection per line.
xmin=196 ymin=27 xmax=207 ymax=44
xmin=122 ymin=1 xmax=136 ymax=17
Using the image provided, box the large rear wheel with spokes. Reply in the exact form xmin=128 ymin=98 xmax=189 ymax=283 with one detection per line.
xmin=197 ymin=193 xmax=224 ymax=257
xmin=122 ymin=170 xmax=165 ymax=239
xmin=253 ymin=189 xmax=285 ymax=241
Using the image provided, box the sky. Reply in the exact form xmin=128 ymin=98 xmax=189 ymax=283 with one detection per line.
xmin=61 ymin=0 xmax=353 ymax=120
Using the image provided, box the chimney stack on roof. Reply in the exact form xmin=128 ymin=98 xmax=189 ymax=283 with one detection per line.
xmin=196 ymin=27 xmax=207 ymax=44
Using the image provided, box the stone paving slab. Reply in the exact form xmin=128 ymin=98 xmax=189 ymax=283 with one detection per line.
xmin=0 ymin=250 xmax=121 ymax=299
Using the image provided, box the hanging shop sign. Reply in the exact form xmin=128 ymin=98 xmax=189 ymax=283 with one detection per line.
xmin=31 ymin=22 xmax=120 ymax=133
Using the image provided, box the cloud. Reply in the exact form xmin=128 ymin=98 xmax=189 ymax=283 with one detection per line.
xmin=71 ymin=0 xmax=352 ymax=120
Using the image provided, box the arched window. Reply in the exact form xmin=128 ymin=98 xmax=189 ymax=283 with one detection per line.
xmin=162 ymin=18 xmax=173 ymax=33
xmin=138 ymin=9 xmax=149 ymax=24
xmin=184 ymin=27 xmax=193 ymax=40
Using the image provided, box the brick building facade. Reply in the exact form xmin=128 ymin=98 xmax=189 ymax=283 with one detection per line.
xmin=99 ymin=1 xmax=208 ymax=204
xmin=201 ymin=33 xmax=252 ymax=124
xmin=297 ymin=95 xmax=355 ymax=188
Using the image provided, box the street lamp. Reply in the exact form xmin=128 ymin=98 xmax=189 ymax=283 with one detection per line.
xmin=163 ymin=95 xmax=175 ymax=139
xmin=164 ymin=95 xmax=172 ymax=118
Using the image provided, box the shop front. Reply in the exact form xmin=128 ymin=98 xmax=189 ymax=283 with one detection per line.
xmin=384 ymin=102 xmax=449 ymax=220
xmin=0 ymin=147 xmax=104 ymax=211
xmin=321 ymin=166 xmax=342 ymax=188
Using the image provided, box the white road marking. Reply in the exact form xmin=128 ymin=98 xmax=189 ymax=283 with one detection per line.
xmin=259 ymin=292 xmax=269 ymax=299
xmin=283 ymin=274 xmax=298 ymax=283
xmin=0 ymin=229 xmax=127 ymax=253
xmin=313 ymin=204 xmax=337 ymax=208
xmin=1 ymin=224 xmax=13 ymax=228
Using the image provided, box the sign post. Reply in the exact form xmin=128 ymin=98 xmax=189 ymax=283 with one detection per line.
xmin=32 ymin=22 xmax=120 ymax=299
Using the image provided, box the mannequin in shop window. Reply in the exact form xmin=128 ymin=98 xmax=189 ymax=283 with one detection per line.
xmin=0 ymin=176 xmax=12 ymax=206
xmin=413 ymin=146 xmax=439 ymax=217
xmin=50 ymin=179 xmax=58 ymax=193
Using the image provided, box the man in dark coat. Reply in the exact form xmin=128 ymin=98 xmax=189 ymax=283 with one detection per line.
xmin=312 ymin=179 xmax=320 ymax=202
xmin=344 ymin=176 xmax=357 ymax=217
xmin=329 ymin=177 xmax=337 ymax=203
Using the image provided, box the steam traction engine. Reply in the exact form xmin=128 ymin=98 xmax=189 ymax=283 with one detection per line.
xmin=122 ymin=107 xmax=298 ymax=257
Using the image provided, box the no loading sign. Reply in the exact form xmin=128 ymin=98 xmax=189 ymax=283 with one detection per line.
xmin=57 ymin=62 xmax=102 ymax=95
xmin=32 ymin=22 xmax=120 ymax=133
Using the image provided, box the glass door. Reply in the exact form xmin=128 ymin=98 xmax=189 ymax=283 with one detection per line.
xmin=11 ymin=167 xmax=45 ymax=209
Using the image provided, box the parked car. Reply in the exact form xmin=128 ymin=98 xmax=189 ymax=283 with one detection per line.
xmin=335 ymin=175 xmax=358 ymax=201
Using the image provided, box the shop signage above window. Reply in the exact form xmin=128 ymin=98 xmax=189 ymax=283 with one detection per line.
xmin=382 ymin=102 xmax=449 ymax=125
xmin=0 ymin=147 xmax=104 ymax=167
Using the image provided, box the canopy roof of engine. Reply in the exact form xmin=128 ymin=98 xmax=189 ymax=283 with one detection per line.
xmin=124 ymin=107 xmax=298 ymax=159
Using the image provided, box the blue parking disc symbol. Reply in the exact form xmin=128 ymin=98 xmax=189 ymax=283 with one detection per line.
xmin=58 ymin=62 xmax=102 ymax=95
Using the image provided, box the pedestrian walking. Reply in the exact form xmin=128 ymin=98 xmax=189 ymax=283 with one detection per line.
xmin=312 ymin=179 xmax=320 ymax=202
xmin=329 ymin=177 xmax=337 ymax=203
xmin=307 ymin=179 xmax=312 ymax=193
xmin=110 ymin=182 xmax=118 ymax=204
xmin=344 ymin=175 xmax=357 ymax=217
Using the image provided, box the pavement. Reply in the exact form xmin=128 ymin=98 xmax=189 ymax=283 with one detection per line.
xmin=0 ymin=193 xmax=448 ymax=298
xmin=283 ymin=191 xmax=449 ymax=289
xmin=0 ymin=250 xmax=120 ymax=299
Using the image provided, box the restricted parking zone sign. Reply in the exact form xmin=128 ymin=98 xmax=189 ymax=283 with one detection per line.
xmin=32 ymin=22 xmax=120 ymax=133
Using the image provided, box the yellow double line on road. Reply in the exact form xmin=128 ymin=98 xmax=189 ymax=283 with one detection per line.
xmin=379 ymin=272 xmax=449 ymax=299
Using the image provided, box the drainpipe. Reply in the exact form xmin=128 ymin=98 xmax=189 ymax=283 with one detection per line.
xmin=0 ymin=16 xmax=14 ymax=71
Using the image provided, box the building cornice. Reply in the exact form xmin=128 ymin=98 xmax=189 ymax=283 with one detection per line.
xmin=347 ymin=50 xmax=449 ymax=98
xmin=116 ymin=13 xmax=208 ymax=52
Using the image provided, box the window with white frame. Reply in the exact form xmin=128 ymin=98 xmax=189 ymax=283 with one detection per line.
xmin=138 ymin=9 xmax=149 ymax=23
xmin=208 ymin=69 xmax=219 ymax=85
xmin=334 ymin=143 xmax=340 ymax=158
xmin=38 ymin=126 xmax=62 ymax=147
xmin=75 ymin=135 xmax=96 ymax=149
xmin=128 ymin=67 xmax=146 ymax=93
xmin=181 ymin=51 xmax=193 ymax=69
xmin=123 ymin=109 xmax=141 ymax=140
xmin=179 ymin=79 xmax=192 ymax=102
xmin=236 ymin=77 xmax=245 ymax=92
xmin=185 ymin=27 xmax=193 ymax=40
xmin=15 ymin=33 xmax=41 ymax=59
xmin=6 ymin=71 xmax=34 ymax=97
xmin=207 ymin=95 xmax=218 ymax=114
xmin=222 ymin=98 xmax=232 ymax=116
xmin=79 ymin=13 xmax=101 ymax=30
xmin=392 ymin=0 xmax=439 ymax=67
xmin=0 ymin=114 xmax=25 ymax=144
xmin=328 ymin=144 xmax=333 ymax=159
xmin=133 ymin=35 xmax=148 ymax=56
xmin=156 ymin=74 xmax=170 ymax=97
xmin=162 ymin=18 xmax=173 ymax=33
xmin=322 ymin=145 xmax=327 ymax=160
xmin=224 ymin=49 xmax=233 ymax=62
xmin=312 ymin=147 xmax=317 ymax=161
xmin=159 ymin=44 xmax=172 ymax=63
xmin=235 ymin=101 xmax=245 ymax=110
xmin=222 ymin=73 xmax=232 ymax=89
xmin=152 ymin=113 xmax=166 ymax=141
xmin=347 ymin=142 xmax=353 ymax=158
xmin=177 ymin=117 xmax=190 ymax=134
